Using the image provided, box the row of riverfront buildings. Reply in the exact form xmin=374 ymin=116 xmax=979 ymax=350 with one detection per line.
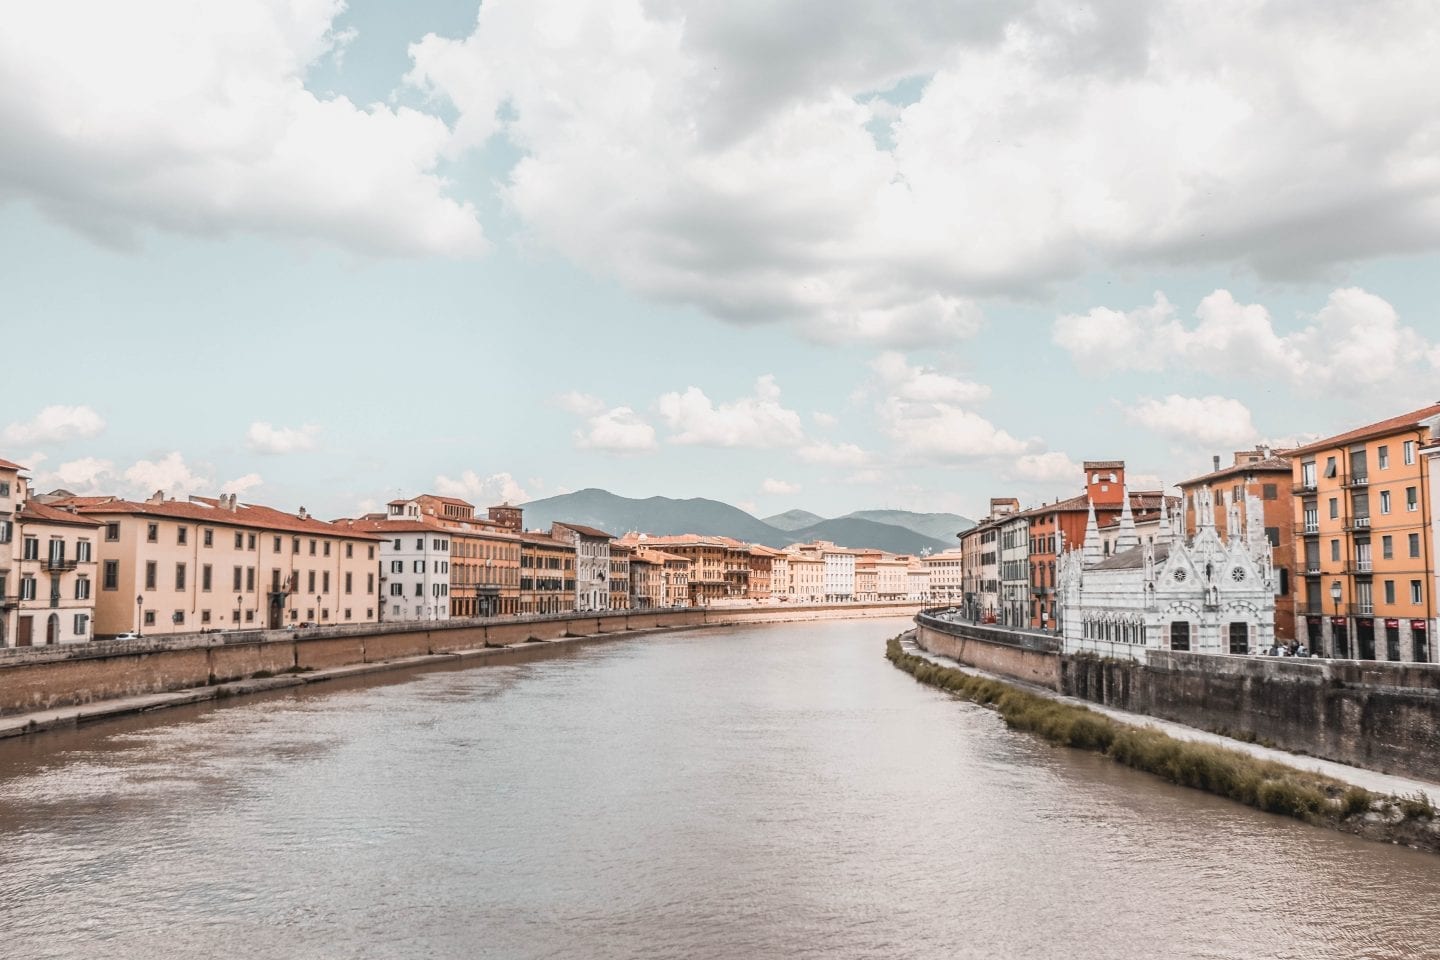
xmin=954 ymin=402 xmax=1440 ymax=663
xmin=0 ymin=459 xmax=949 ymax=646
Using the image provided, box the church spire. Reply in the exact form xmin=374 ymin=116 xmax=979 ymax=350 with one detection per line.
xmin=1155 ymin=487 xmax=1172 ymax=547
xmin=1082 ymin=498 xmax=1102 ymax=567
xmin=1115 ymin=485 xmax=1139 ymax=552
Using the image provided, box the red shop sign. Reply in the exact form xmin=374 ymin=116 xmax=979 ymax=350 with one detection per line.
xmin=1413 ymin=620 xmax=1429 ymax=631
xmin=1331 ymin=617 xmax=1347 ymax=625
xmin=1385 ymin=618 xmax=1400 ymax=628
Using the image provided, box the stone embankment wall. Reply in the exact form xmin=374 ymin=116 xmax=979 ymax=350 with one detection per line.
xmin=0 ymin=603 xmax=918 ymax=717
xmin=911 ymin=609 xmax=1440 ymax=784
xmin=1063 ymin=652 xmax=1440 ymax=785
xmin=913 ymin=613 xmax=1062 ymax=689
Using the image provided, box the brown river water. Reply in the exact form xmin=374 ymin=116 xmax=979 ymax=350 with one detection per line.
xmin=1 ymin=617 xmax=1437 ymax=959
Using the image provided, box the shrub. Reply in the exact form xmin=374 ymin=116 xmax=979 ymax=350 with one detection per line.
xmin=1341 ymin=787 xmax=1374 ymax=818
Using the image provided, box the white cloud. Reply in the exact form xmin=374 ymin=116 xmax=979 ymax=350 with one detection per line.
xmin=811 ymin=412 xmax=838 ymax=429
xmin=35 ymin=456 xmax=115 ymax=495
xmin=556 ymin=393 xmax=657 ymax=452
xmin=1010 ymin=451 xmax=1083 ymax=484
xmin=434 ymin=470 xmax=530 ymax=504
xmin=658 ymin=375 xmax=805 ymax=448
xmin=1125 ymin=394 xmax=1259 ymax=449
xmin=871 ymin=352 xmax=991 ymax=404
xmin=1 ymin=0 xmax=484 ymax=258
xmin=221 ymin=473 xmax=264 ymax=496
xmin=760 ymin=478 xmax=801 ymax=495
xmin=246 ymin=422 xmax=319 ymax=455
xmin=406 ymin=0 xmax=1440 ymax=344
xmin=1055 ymin=287 xmax=1437 ymax=395
xmin=2 ymin=405 xmax=106 ymax=445
xmin=122 ymin=452 xmax=213 ymax=498
xmin=878 ymin=397 xmax=1029 ymax=461
xmin=797 ymin=441 xmax=870 ymax=467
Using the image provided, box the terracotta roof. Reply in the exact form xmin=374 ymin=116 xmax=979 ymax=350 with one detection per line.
xmin=0 ymin=457 xmax=26 ymax=471
xmin=1177 ymin=455 xmax=1292 ymax=487
xmin=340 ymin=518 xmax=441 ymax=536
xmin=1285 ymin=402 xmax=1440 ymax=457
xmin=1083 ymin=460 xmax=1125 ymax=470
xmin=552 ymin=521 xmax=614 ymax=540
xmin=16 ymin=500 xmax=102 ymax=528
xmin=519 ymin=531 xmax=573 ymax=548
xmin=66 ymin=496 xmax=381 ymax=540
xmin=1015 ymin=491 xmax=1172 ymax=520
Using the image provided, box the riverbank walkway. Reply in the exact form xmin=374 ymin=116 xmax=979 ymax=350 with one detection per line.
xmin=901 ymin=635 xmax=1440 ymax=799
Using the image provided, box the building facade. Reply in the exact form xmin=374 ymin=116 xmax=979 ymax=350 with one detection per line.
xmin=519 ymin=532 xmax=575 ymax=614
xmin=1 ymin=462 xmax=100 ymax=646
xmin=551 ymin=523 xmax=613 ymax=612
xmin=1289 ymin=404 xmax=1440 ymax=661
xmin=1059 ymin=491 xmax=1277 ymax=660
xmin=998 ymin=513 xmax=1030 ymax=627
xmin=924 ymin=549 xmax=963 ymax=604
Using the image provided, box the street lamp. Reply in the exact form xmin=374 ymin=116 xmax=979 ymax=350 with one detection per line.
xmin=236 ymin=594 xmax=243 ymax=629
xmin=1330 ymin=580 xmax=1343 ymax=656
xmin=136 ymin=595 xmax=143 ymax=638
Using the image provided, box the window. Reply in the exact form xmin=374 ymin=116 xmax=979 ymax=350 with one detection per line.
xmin=105 ymin=522 xmax=120 ymax=541
xmin=393 ymin=539 xmax=401 ymax=550
xmin=74 ymin=577 xmax=90 ymax=600
xmin=1228 ymin=622 xmax=1250 ymax=655
xmin=74 ymin=614 xmax=89 ymax=635
xmin=368 ymin=546 xmax=374 ymax=560
xmin=173 ymin=610 xmax=185 ymax=625
xmin=245 ymin=610 xmax=255 ymax=623
xmin=1384 ymin=580 xmax=1396 ymax=604
xmin=23 ymin=536 xmax=39 ymax=560
xmin=345 ymin=572 xmax=353 ymax=594
xmin=292 ymin=537 xmax=300 ymax=554
xmin=175 ymin=563 xmax=186 ymax=590
xmin=390 ymin=583 xmax=403 ymax=597
xmin=76 ymin=540 xmax=91 ymax=562
xmin=233 ymin=566 xmax=242 ymax=591
xmin=177 ymin=526 xmax=188 ymax=545
xmin=1382 ymin=535 xmax=1393 ymax=559
xmin=1302 ymin=461 xmax=1317 ymax=487
xmin=416 ymin=538 xmax=424 ymax=551
xmin=1378 ymin=445 xmax=1390 ymax=469
xmin=147 ymin=523 xmax=158 ymax=543
xmin=248 ymin=533 xmax=256 ymax=550
xmin=20 ymin=576 xmax=36 ymax=600
xmin=235 ymin=532 xmax=244 ymax=549
xmin=367 ymin=573 xmax=375 ymax=593
xmin=1330 ymin=539 xmax=1341 ymax=562
xmin=145 ymin=561 xmax=157 ymax=590
xmin=103 ymin=560 xmax=119 ymax=590
xmin=414 ymin=583 xmax=423 ymax=597
xmin=202 ymin=564 xmax=213 ymax=591
xmin=0 ymin=480 xmax=7 ymax=497
xmin=323 ymin=541 xmax=331 ymax=557
xmin=1262 ymin=483 xmax=1277 ymax=500
xmin=322 ymin=571 xmax=330 ymax=594
xmin=346 ymin=543 xmax=353 ymax=559
xmin=1328 ymin=498 xmax=1338 ymax=519
xmin=309 ymin=539 xmax=317 ymax=556
xmin=1406 ymin=486 xmax=1418 ymax=511
xmin=1404 ymin=440 xmax=1416 ymax=465
xmin=1410 ymin=533 xmax=1421 ymax=558
xmin=1324 ymin=457 xmax=1337 ymax=478
xmin=344 ymin=609 xmax=352 ymax=620
xmin=307 ymin=570 xmax=316 ymax=593
xmin=143 ymin=610 xmax=156 ymax=626
xmin=1264 ymin=527 xmax=1279 ymax=546
xmin=391 ymin=560 xmax=402 ymax=574
xmin=246 ymin=567 xmax=255 ymax=591
xmin=1411 ymin=580 xmax=1423 ymax=605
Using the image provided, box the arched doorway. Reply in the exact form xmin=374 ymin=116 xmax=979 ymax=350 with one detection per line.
xmin=46 ymin=613 xmax=59 ymax=645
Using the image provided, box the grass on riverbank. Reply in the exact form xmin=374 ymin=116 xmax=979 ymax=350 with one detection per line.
xmin=886 ymin=635 xmax=1439 ymax=846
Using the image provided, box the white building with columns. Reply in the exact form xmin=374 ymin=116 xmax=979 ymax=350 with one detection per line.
xmin=1058 ymin=487 xmax=1277 ymax=660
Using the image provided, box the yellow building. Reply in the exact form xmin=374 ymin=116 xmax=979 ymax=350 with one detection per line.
xmin=67 ymin=491 xmax=381 ymax=636
xmin=518 ymin=531 xmax=575 ymax=614
xmin=1289 ymin=403 xmax=1440 ymax=661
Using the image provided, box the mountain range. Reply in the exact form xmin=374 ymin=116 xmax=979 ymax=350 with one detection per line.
xmin=518 ymin=488 xmax=973 ymax=555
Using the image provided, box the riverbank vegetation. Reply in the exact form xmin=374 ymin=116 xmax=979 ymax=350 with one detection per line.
xmin=886 ymin=634 xmax=1440 ymax=853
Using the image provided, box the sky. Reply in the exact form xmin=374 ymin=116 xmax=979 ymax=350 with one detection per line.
xmin=2 ymin=0 xmax=1439 ymax=524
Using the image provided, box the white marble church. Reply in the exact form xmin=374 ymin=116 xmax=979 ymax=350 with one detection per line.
xmin=1057 ymin=486 xmax=1277 ymax=660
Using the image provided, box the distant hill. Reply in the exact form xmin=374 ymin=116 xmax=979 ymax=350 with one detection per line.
xmin=763 ymin=509 xmax=825 ymax=531
xmin=841 ymin=509 xmax=973 ymax=543
xmin=521 ymin=488 xmax=789 ymax=546
xmin=783 ymin=518 xmax=952 ymax=555
xmin=521 ymin=488 xmax=961 ymax=554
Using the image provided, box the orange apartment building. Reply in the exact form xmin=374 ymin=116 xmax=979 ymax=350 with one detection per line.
xmin=1289 ymin=403 xmax=1440 ymax=662
xmin=518 ymin=531 xmax=575 ymax=615
xmin=1177 ymin=447 xmax=1295 ymax=640
xmin=609 ymin=541 xmax=633 ymax=611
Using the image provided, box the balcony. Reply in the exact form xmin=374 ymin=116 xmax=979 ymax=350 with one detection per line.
xmin=1302 ymin=563 xmax=1322 ymax=575
xmin=1292 ymin=481 xmax=1318 ymax=495
xmin=44 ymin=557 xmax=78 ymax=572
xmin=1343 ymin=516 xmax=1372 ymax=533
xmin=1344 ymin=561 xmax=1374 ymax=576
xmin=0 ymin=595 xmax=17 ymax=610
xmin=1347 ymin=602 xmax=1375 ymax=617
xmin=1343 ymin=474 xmax=1370 ymax=489
xmin=1293 ymin=523 xmax=1320 ymax=537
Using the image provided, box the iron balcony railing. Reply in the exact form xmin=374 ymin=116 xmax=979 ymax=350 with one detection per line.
xmin=1294 ymin=522 xmax=1321 ymax=536
xmin=44 ymin=557 xmax=78 ymax=572
xmin=1343 ymin=516 xmax=1372 ymax=532
xmin=1343 ymin=474 xmax=1370 ymax=489
xmin=1344 ymin=561 xmax=1374 ymax=575
xmin=1292 ymin=481 xmax=1317 ymax=495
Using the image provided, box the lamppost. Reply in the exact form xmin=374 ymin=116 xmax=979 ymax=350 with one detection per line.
xmin=135 ymin=595 xmax=143 ymax=638
xmin=1330 ymin=580 xmax=1343 ymax=657
xmin=235 ymin=594 xmax=243 ymax=629
xmin=315 ymin=595 xmax=322 ymax=624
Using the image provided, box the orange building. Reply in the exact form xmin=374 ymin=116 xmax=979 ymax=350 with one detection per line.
xmin=1288 ymin=403 xmax=1440 ymax=661
xmin=1177 ymin=447 xmax=1294 ymax=639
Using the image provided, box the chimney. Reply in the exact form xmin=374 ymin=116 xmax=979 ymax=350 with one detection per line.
xmin=298 ymin=506 xmax=309 ymax=521
xmin=1212 ymin=455 xmax=1221 ymax=471
xmin=148 ymin=490 xmax=165 ymax=505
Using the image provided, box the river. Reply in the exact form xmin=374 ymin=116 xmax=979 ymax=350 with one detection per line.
xmin=1 ymin=618 xmax=1437 ymax=959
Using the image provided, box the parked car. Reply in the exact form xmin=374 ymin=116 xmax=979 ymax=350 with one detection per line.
xmin=112 ymin=631 xmax=141 ymax=641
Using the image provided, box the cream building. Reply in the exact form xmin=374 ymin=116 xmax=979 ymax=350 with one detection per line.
xmin=924 ymin=549 xmax=964 ymax=604
xmin=1 ymin=460 xmax=100 ymax=646
xmin=67 ymin=492 xmax=381 ymax=636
